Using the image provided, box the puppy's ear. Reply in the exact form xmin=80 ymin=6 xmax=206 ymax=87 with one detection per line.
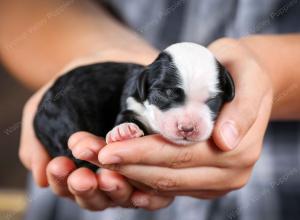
xmin=137 ymin=70 xmax=148 ymax=101
xmin=217 ymin=61 xmax=235 ymax=102
xmin=137 ymin=52 xmax=173 ymax=101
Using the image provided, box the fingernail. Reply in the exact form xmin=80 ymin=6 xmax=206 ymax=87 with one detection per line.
xmin=132 ymin=197 xmax=149 ymax=207
xmin=100 ymin=155 xmax=122 ymax=165
xmin=220 ymin=121 xmax=239 ymax=149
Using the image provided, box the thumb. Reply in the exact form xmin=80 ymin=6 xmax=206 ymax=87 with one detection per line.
xmin=212 ymin=94 xmax=260 ymax=151
xmin=209 ymin=38 xmax=266 ymax=151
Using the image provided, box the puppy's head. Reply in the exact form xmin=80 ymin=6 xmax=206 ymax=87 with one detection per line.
xmin=135 ymin=42 xmax=235 ymax=145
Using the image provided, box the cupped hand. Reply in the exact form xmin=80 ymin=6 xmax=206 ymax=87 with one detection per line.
xmin=73 ymin=38 xmax=274 ymax=199
xmin=68 ymin=131 xmax=174 ymax=210
xmin=18 ymin=52 xmax=173 ymax=211
xmin=19 ymin=75 xmax=135 ymax=211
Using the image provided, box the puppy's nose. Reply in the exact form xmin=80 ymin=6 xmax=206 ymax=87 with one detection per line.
xmin=178 ymin=124 xmax=195 ymax=137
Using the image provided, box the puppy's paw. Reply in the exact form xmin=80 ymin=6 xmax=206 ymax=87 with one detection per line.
xmin=106 ymin=123 xmax=144 ymax=144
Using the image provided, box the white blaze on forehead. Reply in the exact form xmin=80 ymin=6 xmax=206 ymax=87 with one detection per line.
xmin=165 ymin=42 xmax=219 ymax=101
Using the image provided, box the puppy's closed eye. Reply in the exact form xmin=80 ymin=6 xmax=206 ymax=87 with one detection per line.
xmin=159 ymin=88 xmax=183 ymax=99
xmin=205 ymin=96 xmax=223 ymax=117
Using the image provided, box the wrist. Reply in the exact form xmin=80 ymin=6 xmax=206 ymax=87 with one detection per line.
xmin=239 ymin=36 xmax=286 ymax=99
xmin=239 ymin=35 xmax=300 ymax=119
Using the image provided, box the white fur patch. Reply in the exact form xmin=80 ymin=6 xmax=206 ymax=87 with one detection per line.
xmin=126 ymin=43 xmax=220 ymax=144
xmin=126 ymin=97 xmax=154 ymax=132
xmin=165 ymin=42 xmax=219 ymax=102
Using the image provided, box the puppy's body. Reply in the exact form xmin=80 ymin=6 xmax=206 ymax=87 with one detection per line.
xmin=34 ymin=43 xmax=234 ymax=170
xmin=34 ymin=63 xmax=144 ymax=170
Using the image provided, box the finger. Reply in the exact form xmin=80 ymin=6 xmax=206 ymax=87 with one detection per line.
xmin=154 ymin=189 xmax=230 ymax=199
xmin=19 ymin=125 xmax=41 ymax=170
xmin=190 ymin=191 xmax=229 ymax=199
xmin=19 ymin=98 xmax=51 ymax=187
xmin=97 ymin=169 xmax=133 ymax=206
xmin=105 ymin=164 xmax=234 ymax=191
xmin=68 ymin=131 xmax=106 ymax=166
xmin=19 ymin=90 xmax=47 ymax=169
xmin=68 ymin=167 xmax=111 ymax=211
xmin=131 ymin=191 xmax=174 ymax=210
xmin=31 ymin=145 xmax=51 ymax=187
xmin=46 ymin=156 xmax=76 ymax=198
xmin=208 ymin=38 xmax=269 ymax=151
xmin=19 ymin=99 xmax=36 ymax=170
xmin=98 ymin=135 xmax=222 ymax=168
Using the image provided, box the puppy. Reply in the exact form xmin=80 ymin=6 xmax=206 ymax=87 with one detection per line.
xmin=34 ymin=42 xmax=235 ymax=170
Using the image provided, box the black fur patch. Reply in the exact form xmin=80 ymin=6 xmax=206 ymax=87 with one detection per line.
xmin=217 ymin=61 xmax=235 ymax=102
xmin=143 ymin=52 xmax=185 ymax=110
xmin=34 ymin=62 xmax=144 ymax=170
xmin=205 ymin=61 xmax=235 ymax=119
xmin=205 ymin=95 xmax=223 ymax=120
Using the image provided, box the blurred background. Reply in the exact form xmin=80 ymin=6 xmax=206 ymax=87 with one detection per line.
xmin=0 ymin=65 xmax=31 ymax=220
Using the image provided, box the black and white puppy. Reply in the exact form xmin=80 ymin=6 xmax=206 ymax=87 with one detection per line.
xmin=34 ymin=42 xmax=235 ymax=170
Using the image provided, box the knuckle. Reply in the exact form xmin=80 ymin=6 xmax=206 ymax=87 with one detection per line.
xmin=151 ymin=176 xmax=178 ymax=191
xmin=169 ymin=149 xmax=193 ymax=168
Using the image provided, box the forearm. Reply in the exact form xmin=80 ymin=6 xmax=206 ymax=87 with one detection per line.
xmin=240 ymin=34 xmax=300 ymax=120
xmin=0 ymin=0 xmax=157 ymax=89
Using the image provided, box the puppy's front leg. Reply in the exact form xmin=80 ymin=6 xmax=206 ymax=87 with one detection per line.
xmin=105 ymin=122 xmax=144 ymax=144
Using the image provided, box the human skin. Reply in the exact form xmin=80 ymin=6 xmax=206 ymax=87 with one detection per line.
xmin=1 ymin=0 xmax=300 ymax=211
xmin=1 ymin=0 xmax=172 ymax=210
xmin=69 ymin=35 xmax=300 ymax=206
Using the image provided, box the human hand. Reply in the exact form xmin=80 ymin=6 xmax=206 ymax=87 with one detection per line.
xmin=18 ymin=51 xmax=174 ymax=211
xmin=73 ymin=38 xmax=274 ymax=199
xmin=69 ymin=132 xmax=174 ymax=210
xmin=12 ymin=0 xmax=171 ymax=210
xmin=18 ymin=68 xmax=135 ymax=210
